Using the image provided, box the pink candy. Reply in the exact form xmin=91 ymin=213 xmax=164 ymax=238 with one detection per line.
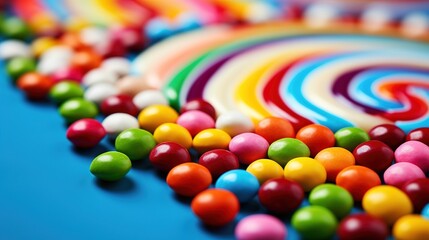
xmin=176 ymin=110 xmax=215 ymax=137
xmin=383 ymin=162 xmax=425 ymax=187
xmin=228 ymin=132 xmax=269 ymax=165
xmin=235 ymin=214 xmax=287 ymax=240
xmin=395 ymin=140 xmax=429 ymax=172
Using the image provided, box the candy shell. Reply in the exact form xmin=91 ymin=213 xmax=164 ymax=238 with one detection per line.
xmin=198 ymin=149 xmax=239 ymax=179
xmin=115 ymin=128 xmax=156 ymax=160
xmin=258 ymin=178 xmax=304 ymax=214
xmin=6 ymin=57 xmax=36 ymax=80
xmin=82 ymin=68 xmax=117 ymax=87
xmin=284 ymin=157 xmax=326 ymax=192
xmin=153 ymin=123 xmax=193 ymax=149
xmin=166 ymin=163 xmax=211 ymax=197
xmin=116 ymin=75 xmax=156 ymax=97
xmin=192 ymin=129 xmax=231 ymax=154
xmin=235 ymin=214 xmax=287 ymax=240
xmin=292 ymin=206 xmax=338 ymax=240
xmin=336 ymin=165 xmax=381 ymax=202
xmin=395 ymin=140 xmax=429 ymax=172
xmin=84 ymin=83 xmax=119 ymax=105
xmin=89 ymin=151 xmax=131 ymax=181
xmin=383 ymin=162 xmax=425 ymax=188
xmin=255 ymin=117 xmax=295 ymax=144
xmin=215 ymin=169 xmax=259 ymax=203
xmin=17 ymin=72 xmax=54 ymax=100
xmin=137 ymin=105 xmax=179 ymax=133
xmin=176 ymin=110 xmax=215 ymax=137
xmin=133 ymin=90 xmax=168 ymax=110
xmin=353 ymin=140 xmax=394 ymax=173
xmin=296 ymin=124 xmax=335 ymax=157
xmin=59 ymin=98 xmax=98 ymax=123
xmin=335 ymin=127 xmax=370 ymax=152
xmin=268 ymin=138 xmax=310 ymax=167
xmin=368 ymin=124 xmax=406 ymax=150
xmin=66 ymin=118 xmax=106 ymax=148
xmin=229 ymin=133 xmax=269 ymax=165
xmin=100 ymin=94 xmax=139 ymax=116
xmin=49 ymin=81 xmax=84 ymax=104
xmin=215 ymin=111 xmax=254 ymax=137
xmin=101 ymin=57 xmax=131 ymax=77
xmin=70 ymin=49 xmax=102 ymax=73
xmin=314 ymin=147 xmax=355 ymax=182
xmin=406 ymin=127 xmax=429 ymax=146
xmin=309 ymin=184 xmax=354 ymax=219
xmin=393 ymin=215 xmax=429 ymax=240
xmin=0 ymin=40 xmax=31 ymax=60
xmin=401 ymin=178 xmax=429 ymax=213
xmin=246 ymin=159 xmax=284 ymax=184
xmin=102 ymin=113 xmax=139 ymax=139
xmin=180 ymin=98 xmax=217 ymax=120
xmin=337 ymin=213 xmax=389 ymax=240
xmin=51 ymin=66 xmax=84 ymax=83
xmin=149 ymin=142 xmax=191 ymax=172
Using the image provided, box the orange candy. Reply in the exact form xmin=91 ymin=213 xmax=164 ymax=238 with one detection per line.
xmin=336 ymin=165 xmax=381 ymax=201
xmin=296 ymin=124 xmax=335 ymax=157
xmin=255 ymin=117 xmax=295 ymax=144
xmin=314 ymin=147 xmax=355 ymax=182
xmin=60 ymin=32 xmax=89 ymax=51
xmin=17 ymin=72 xmax=54 ymax=100
xmin=166 ymin=163 xmax=212 ymax=197
xmin=71 ymin=49 xmax=102 ymax=73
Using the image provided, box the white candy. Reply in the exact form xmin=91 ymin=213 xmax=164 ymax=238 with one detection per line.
xmin=101 ymin=57 xmax=131 ymax=77
xmin=0 ymin=40 xmax=32 ymax=60
xmin=102 ymin=113 xmax=139 ymax=139
xmin=37 ymin=46 xmax=74 ymax=74
xmin=84 ymin=83 xmax=119 ymax=105
xmin=304 ymin=3 xmax=339 ymax=28
xmin=133 ymin=90 xmax=168 ymax=110
xmin=82 ymin=68 xmax=118 ymax=87
xmin=39 ymin=45 xmax=73 ymax=62
xmin=215 ymin=111 xmax=254 ymax=137
xmin=80 ymin=26 xmax=109 ymax=54
xmin=401 ymin=13 xmax=429 ymax=38
xmin=361 ymin=7 xmax=393 ymax=32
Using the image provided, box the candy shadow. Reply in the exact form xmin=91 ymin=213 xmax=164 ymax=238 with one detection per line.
xmin=199 ymin=219 xmax=237 ymax=237
xmin=172 ymin=193 xmax=192 ymax=206
xmin=72 ymin=144 xmax=111 ymax=158
xmin=240 ymin=198 xmax=263 ymax=214
xmin=131 ymin=158 xmax=153 ymax=171
xmin=94 ymin=176 xmax=136 ymax=193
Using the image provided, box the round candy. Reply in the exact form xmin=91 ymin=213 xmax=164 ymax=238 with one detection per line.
xmin=31 ymin=37 xmax=57 ymax=57
xmin=291 ymin=206 xmax=338 ymax=240
xmin=229 ymin=133 xmax=269 ymax=165
xmin=153 ymin=123 xmax=193 ymax=149
xmin=51 ymin=66 xmax=84 ymax=83
xmin=393 ymin=215 xmax=429 ymax=240
xmin=100 ymin=94 xmax=139 ymax=116
xmin=314 ymin=147 xmax=355 ymax=182
xmin=101 ymin=113 xmax=139 ymax=139
xmin=180 ymin=98 xmax=217 ymax=120
xmin=137 ymin=104 xmax=179 ymax=132
xmin=246 ymin=159 xmax=284 ymax=184
xmin=176 ymin=110 xmax=215 ymax=137
xmin=215 ymin=169 xmax=259 ymax=203
xmin=368 ymin=124 xmax=406 ymax=150
xmin=6 ymin=57 xmax=36 ymax=80
xmin=255 ymin=117 xmax=295 ymax=144
xmin=336 ymin=165 xmax=381 ymax=201
xmin=401 ymin=178 xmax=429 ymax=213
xmin=198 ymin=149 xmax=239 ymax=179
xmin=84 ymin=83 xmax=119 ymax=105
xmin=337 ymin=213 xmax=389 ymax=240
xmin=362 ymin=185 xmax=413 ymax=225
xmin=406 ymin=127 xmax=429 ymax=146
xmin=0 ymin=17 xmax=30 ymax=39
xmin=89 ymin=151 xmax=132 ymax=181
xmin=66 ymin=118 xmax=106 ymax=148
xmin=59 ymin=31 xmax=88 ymax=50
xmin=59 ymin=98 xmax=98 ymax=124
xmin=353 ymin=140 xmax=394 ymax=173
xmin=133 ymin=90 xmax=168 ymax=110
xmin=296 ymin=124 xmax=335 ymax=157
xmin=70 ymin=49 xmax=102 ymax=73
xmin=258 ymin=178 xmax=304 ymax=214
xmin=284 ymin=157 xmax=327 ymax=192
xmin=149 ymin=142 xmax=191 ymax=172
xmin=191 ymin=189 xmax=239 ymax=226
xmin=49 ymin=81 xmax=84 ymax=104
xmin=268 ymin=138 xmax=310 ymax=167
xmin=100 ymin=57 xmax=131 ymax=77
xmin=395 ymin=140 xmax=429 ymax=172
xmin=82 ymin=68 xmax=117 ymax=87
xmin=309 ymin=183 xmax=354 ymax=219
xmin=215 ymin=111 xmax=254 ymax=137
xmin=17 ymin=72 xmax=54 ymax=100
xmin=166 ymin=163 xmax=212 ymax=197
xmin=383 ymin=162 xmax=425 ymax=188
xmin=0 ymin=40 xmax=31 ymax=60
xmin=192 ymin=129 xmax=231 ymax=154
xmin=334 ymin=127 xmax=370 ymax=152
xmin=235 ymin=214 xmax=287 ymax=240
xmin=423 ymin=204 xmax=429 ymax=218
xmin=37 ymin=46 xmax=73 ymax=75
xmin=116 ymin=75 xmax=154 ymax=97
xmin=115 ymin=128 xmax=156 ymax=161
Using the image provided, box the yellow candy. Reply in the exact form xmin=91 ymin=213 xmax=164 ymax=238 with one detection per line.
xmin=192 ymin=129 xmax=231 ymax=154
xmin=31 ymin=37 xmax=58 ymax=57
xmin=362 ymin=186 xmax=413 ymax=225
xmin=154 ymin=123 xmax=192 ymax=149
xmin=65 ymin=18 xmax=91 ymax=32
xmin=284 ymin=157 xmax=326 ymax=192
xmin=138 ymin=105 xmax=179 ymax=132
xmin=393 ymin=215 xmax=429 ymax=240
xmin=246 ymin=159 xmax=284 ymax=184
xmin=28 ymin=13 xmax=59 ymax=35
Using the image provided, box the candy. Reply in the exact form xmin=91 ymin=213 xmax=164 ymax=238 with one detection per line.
xmin=336 ymin=165 xmax=381 ymax=202
xmin=100 ymin=94 xmax=139 ymax=116
xmin=31 ymin=37 xmax=57 ymax=57
xmin=423 ymin=204 xmax=429 ymax=218
xmin=6 ymin=57 xmax=36 ymax=80
xmin=84 ymin=83 xmax=119 ymax=105
xmin=334 ymin=127 xmax=370 ymax=152
xmin=109 ymin=26 xmax=145 ymax=51
xmin=401 ymin=178 xmax=429 ymax=213
xmin=79 ymin=26 xmax=109 ymax=51
xmin=191 ymin=189 xmax=239 ymax=226
xmin=308 ymin=184 xmax=354 ymax=219
xmin=82 ymin=68 xmax=117 ymax=87
xmin=0 ymin=17 xmax=30 ymax=40
xmin=166 ymin=162 xmax=212 ymax=197
xmin=258 ymin=178 xmax=304 ymax=214
xmin=406 ymin=127 xmax=429 ymax=146
xmin=368 ymin=124 xmax=406 ymax=150
xmin=37 ymin=46 xmax=73 ymax=75
xmin=59 ymin=98 xmax=98 ymax=124
xmin=383 ymin=162 xmax=425 ymax=188
xmin=337 ymin=214 xmax=389 ymax=240
xmin=228 ymin=133 xmax=269 ymax=165
xmin=149 ymin=142 xmax=191 ymax=172
xmin=137 ymin=104 xmax=179 ymax=133
xmin=116 ymin=75 xmax=155 ymax=97
xmin=51 ymin=66 xmax=84 ymax=83
xmin=268 ymin=138 xmax=310 ymax=167
xmin=70 ymin=49 xmax=102 ymax=73
xmin=314 ymin=147 xmax=355 ymax=182
xmin=17 ymin=72 xmax=54 ymax=100
xmin=291 ymin=206 xmax=338 ymax=240
xmin=192 ymin=129 xmax=231 ymax=154
xmin=153 ymin=123 xmax=193 ymax=149
xmin=362 ymin=185 xmax=413 ymax=225
xmin=284 ymin=157 xmax=327 ymax=192
xmin=235 ymin=214 xmax=287 ymax=240
xmin=100 ymin=57 xmax=131 ymax=77
xmin=101 ymin=113 xmax=139 ymax=139
xmin=66 ymin=119 xmax=106 ymax=148
xmin=198 ymin=149 xmax=239 ymax=179
xmin=295 ymin=124 xmax=335 ymax=157
xmin=115 ymin=128 xmax=156 ymax=161
xmin=176 ymin=110 xmax=215 ymax=137
xmin=353 ymin=140 xmax=394 ymax=173
xmin=254 ymin=117 xmax=295 ymax=144
xmin=180 ymin=99 xmax=217 ymax=120
xmin=0 ymin=40 xmax=31 ymax=60
xmin=395 ymin=140 xmax=429 ymax=172
xmin=49 ymin=81 xmax=84 ymax=104
xmin=215 ymin=111 xmax=254 ymax=137
xmin=393 ymin=215 xmax=429 ymax=240
xmin=89 ymin=151 xmax=132 ymax=181
xmin=215 ymin=169 xmax=259 ymax=203
xmin=246 ymin=159 xmax=284 ymax=184
xmin=133 ymin=90 xmax=168 ymax=110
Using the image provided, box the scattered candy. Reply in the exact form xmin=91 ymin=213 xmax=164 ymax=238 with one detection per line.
xmin=153 ymin=123 xmax=193 ymax=149
xmin=258 ymin=178 xmax=304 ymax=214
xmin=176 ymin=110 xmax=215 ymax=137
xmin=149 ymin=142 xmax=191 ymax=172
xmin=66 ymin=118 xmax=106 ymax=148
xmin=137 ymin=104 xmax=179 ymax=133
xmin=51 ymin=66 xmax=84 ymax=83
xmin=395 ymin=140 xmax=429 ymax=172
xmin=283 ymin=157 xmax=327 ymax=192
xmin=166 ymin=162 xmax=212 ymax=197
xmin=401 ymin=178 xmax=429 ymax=213
xmin=70 ymin=49 xmax=102 ymax=73
xmin=59 ymin=98 xmax=98 ymax=123
xmin=180 ymin=98 xmax=217 ymax=120
xmin=246 ymin=159 xmax=284 ymax=184
xmin=314 ymin=147 xmax=355 ymax=182
xmin=101 ymin=113 xmax=139 ymax=139
xmin=115 ymin=128 xmax=156 ymax=161
xmin=235 ymin=214 xmax=287 ymax=240
xmin=100 ymin=57 xmax=131 ymax=77
xmin=423 ymin=204 xmax=429 ymax=219
xmin=337 ymin=213 xmax=389 ymax=240
xmin=116 ymin=75 xmax=154 ymax=97
xmin=292 ymin=206 xmax=338 ymax=240
xmin=334 ymin=127 xmax=370 ymax=152
xmin=393 ymin=215 xmax=429 ymax=240
xmin=368 ymin=124 xmax=406 ymax=150
xmin=6 ymin=57 xmax=36 ymax=80
xmin=228 ymin=133 xmax=269 ymax=165
xmin=336 ymin=165 xmax=381 ymax=202
xmin=82 ymin=68 xmax=117 ymax=87
xmin=215 ymin=169 xmax=259 ymax=203
xmin=254 ymin=117 xmax=295 ymax=144
xmin=309 ymin=184 xmax=354 ymax=219
xmin=49 ymin=81 xmax=84 ymax=104
xmin=383 ymin=162 xmax=425 ymax=188
xmin=198 ymin=149 xmax=239 ymax=179
xmin=406 ymin=127 xmax=429 ymax=146
xmin=295 ymin=124 xmax=335 ymax=157
xmin=0 ymin=40 xmax=31 ymax=60
xmin=31 ymin=37 xmax=58 ymax=57
xmin=17 ymin=72 xmax=54 ymax=100
xmin=268 ymin=138 xmax=310 ymax=167
xmin=89 ymin=151 xmax=132 ymax=181
xmin=133 ymin=90 xmax=168 ymax=110
xmin=0 ymin=17 xmax=30 ymax=40
xmin=192 ymin=129 xmax=231 ymax=154
xmin=100 ymin=94 xmax=139 ymax=116
xmin=215 ymin=111 xmax=254 ymax=137
xmin=353 ymin=140 xmax=394 ymax=173
xmin=84 ymin=83 xmax=119 ymax=105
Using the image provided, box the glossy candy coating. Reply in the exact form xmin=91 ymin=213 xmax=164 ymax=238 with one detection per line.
xmin=255 ymin=117 xmax=295 ymax=144
xmin=296 ymin=124 xmax=335 ymax=157
xmin=31 ymin=37 xmax=58 ymax=57
xmin=59 ymin=98 xmax=98 ymax=124
xmin=423 ymin=204 xmax=429 ymax=218
xmin=258 ymin=178 xmax=304 ymax=214
xmin=383 ymin=162 xmax=425 ymax=188
xmin=0 ymin=17 xmax=30 ymax=40
xmin=336 ymin=165 xmax=381 ymax=201
xmin=166 ymin=163 xmax=212 ymax=197
xmin=101 ymin=57 xmax=131 ymax=77
xmin=6 ymin=57 xmax=36 ymax=80
xmin=284 ymin=157 xmax=327 ymax=192
xmin=368 ymin=124 xmax=406 ymax=150
xmin=229 ymin=133 xmax=269 ymax=165
xmin=314 ymin=147 xmax=355 ymax=182
xmin=401 ymin=178 xmax=429 ymax=213
xmin=215 ymin=169 xmax=259 ymax=203
xmin=176 ymin=110 xmax=215 ymax=137
xmin=66 ymin=119 xmax=106 ymax=148
xmin=180 ymin=98 xmax=217 ymax=120
xmin=268 ymin=138 xmax=310 ymax=167
xmin=0 ymin=40 xmax=31 ymax=60
xmin=334 ymin=127 xmax=370 ymax=152
xmin=149 ymin=142 xmax=191 ymax=172
xmin=406 ymin=127 xmax=429 ymax=146
xmin=115 ymin=128 xmax=156 ymax=161
xmin=246 ymin=159 xmax=284 ymax=184
xmin=192 ymin=129 xmax=231 ymax=154
xmin=308 ymin=184 xmax=354 ymax=219
xmin=82 ymin=68 xmax=117 ymax=87
xmin=89 ymin=151 xmax=132 ymax=181
xmin=51 ymin=67 xmax=84 ymax=83
xmin=101 ymin=113 xmax=139 ymax=139
xmin=100 ymin=94 xmax=139 ymax=116
xmin=84 ymin=83 xmax=119 ymax=105
xmin=17 ymin=72 xmax=54 ymax=100
xmin=395 ymin=140 xmax=429 ymax=172
xmin=353 ymin=140 xmax=394 ymax=173
xmin=153 ymin=123 xmax=193 ymax=149
xmin=132 ymin=90 xmax=169 ymax=110
xmin=198 ymin=149 xmax=239 ymax=179
xmin=70 ymin=49 xmax=102 ymax=73
xmin=393 ymin=215 xmax=429 ymax=240
xmin=137 ymin=104 xmax=179 ymax=133
xmin=215 ymin=111 xmax=254 ymax=137
xmin=235 ymin=214 xmax=287 ymax=240
xmin=337 ymin=213 xmax=389 ymax=240
xmin=291 ymin=206 xmax=338 ymax=240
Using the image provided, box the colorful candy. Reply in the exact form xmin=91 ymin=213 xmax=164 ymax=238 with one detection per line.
xmin=292 ymin=206 xmax=338 ymax=240
xmin=295 ymin=124 xmax=335 ymax=157
xmin=0 ymin=40 xmax=32 ymax=60
xmin=115 ymin=128 xmax=156 ymax=161
xmin=215 ymin=111 xmax=254 ymax=137
xmin=149 ymin=142 xmax=191 ymax=172
xmin=258 ymin=178 xmax=304 ymax=214
xmin=309 ymin=184 xmax=353 ymax=219
xmin=89 ymin=151 xmax=132 ymax=181
xmin=180 ymin=98 xmax=217 ymax=120
xmin=192 ymin=129 xmax=231 ymax=154
xmin=101 ymin=113 xmax=139 ymax=139
xmin=59 ymin=98 xmax=98 ymax=123
xmin=100 ymin=94 xmax=139 ymax=116
xmin=254 ymin=117 xmax=295 ymax=144
xmin=246 ymin=159 xmax=284 ymax=184
xmin=133 ymin=90 xmax=169 ymax=110
xmin=228 ymin=133 xmax=269 ymax=165
xmin=401 ymin=178 xmax=429 ymax=213
xmin=100 ymin=57 xmax=131 ymax=77
xmin=393 ymin=215 xmax=429 ymax=240
xmin=283 ymin=157 xmax=327 ymax=192
xmin=336 ymin=165 xmax=381 ymax=201
xmin=353 ymin=140 xmax=393 ymax=173
xmin=215 ymin=169 xmax=259 ymax=203
xmin=334 ymin=127 xmax=370 ymax=152
xmin=268 ymin=138 xmax=310 ymax=167
xmin=153 ymin=123 xmax=193 ymax=149
xmin=383 ymin=162 xmax=425 ymax=188
xmin=84 ymin=83 xmax=119 ymax=105
xmin=395 ymin=140 xmax=429 ymax=172
xmin=166 ymin=162 xmax=212 ymax=197
xmin=314 ymin=147 xmax=355 ymax=182
xmin=17 ymin=72 xmax=54 ymax=100
xmin=176 ymin=110 xmax=215 ymax=137
xmin=406 ymin=127 xmax=429 ymax=146
xmin=66 ymin=118 xmax=106 ymax=148
xmin=137 ymin=104 xmax=179 ymax=132
xmin=235 ymin=214 xmax=287 ymax=240
xmin=337 ymin=214 xmax=389 ymax=240
xmin=368 ymin=124 xmax=406 ymax=150
xmin=82 ymin=68 xmax=117 ymax=87
xmin=6 ymin=57 xmax=36 ymax=80
xmin=198 ymin=149 xmax=239 ymax=179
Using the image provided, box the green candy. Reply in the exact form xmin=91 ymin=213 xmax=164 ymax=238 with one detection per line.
xmin=6 ymin=57 xmax=36 ymax=80
xmin=50 ymin=81 xmax=84 ymax=104
xmin=90 ymin=151 xmax=132 ymax=181
xmin=292 ymin=206 xmax=338 ymax=240
xmin=0 ymin=17 xmax=31 ymax=40
xmin=115 ymin=128 xmax=156 ymax=161
xmin=309 ymin=184 xmax=354 ymax=219
xmin=59 ymin=98 xmax=98 ymax=123
xmin=334 ymin=127 xmax=369 ymax=152
xmin=268 ymin=138 xmax=310 ymax=167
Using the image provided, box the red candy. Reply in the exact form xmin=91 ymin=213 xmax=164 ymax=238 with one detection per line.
xmin=406 ymin=127 xmax=429 ymax=146
xmin=149 ymin=142 xmax=191 ymax=172
xmin=255 ymin=117 xmax=295 ymax=144
xmin=296 ymin=124 xmax=335 ymax=157
xmin=198 ymin=149 xmax=239 ymax=179
xmin=66 ymin=118 xmax=106 ymax=148
xmin=336 ymin=165 xmax=381 ymax=201
xmin=51 ymin=66 xmax=84 ymax=83
xmin=368 ymin=124 xmax=406 ymax=150
xmin=337 ymin=213 xmax=389 ymax=240
xmin=401 ymin=178 xmax=429 ymax=213
xmin=166 ymin=162 xmax=212 ymax=197
xmin=100 ymin=94 xmax=139 ymax=116
xmin=180 ymin=98 xmax=217 ymax=120
xmin=17 ymin=72 xmax=54 ymax=100
xmin=353 ymin=140 xmax=394 ymax=173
